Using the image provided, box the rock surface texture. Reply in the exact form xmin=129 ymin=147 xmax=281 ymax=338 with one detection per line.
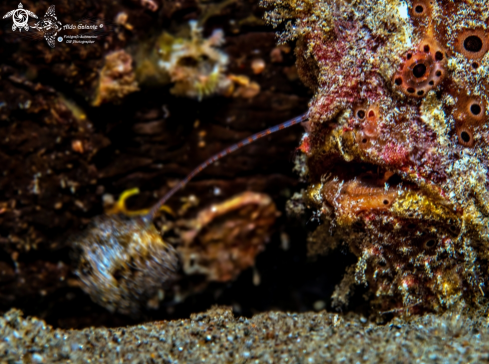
xmin=264 ymin=0 xmax=489 ymax=313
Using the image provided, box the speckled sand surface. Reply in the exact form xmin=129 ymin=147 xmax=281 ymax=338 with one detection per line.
xmin=1 ymin=306 xmax=489 ymax=363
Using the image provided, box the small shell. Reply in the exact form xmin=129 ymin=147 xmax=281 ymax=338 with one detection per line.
xmin=73 ymin=215 xmax=179 ymax=315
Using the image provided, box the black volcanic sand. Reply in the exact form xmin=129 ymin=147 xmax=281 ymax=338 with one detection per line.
xmin=1 ymin=306 xmax=488 ymax=363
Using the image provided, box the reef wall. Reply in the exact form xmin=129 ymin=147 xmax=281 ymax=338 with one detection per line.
xmin=264 ymin=0 xmax=489 ymax=313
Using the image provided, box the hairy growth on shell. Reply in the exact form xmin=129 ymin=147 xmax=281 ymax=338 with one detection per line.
xmin=73 ymin=215 xmax=179 ymax=315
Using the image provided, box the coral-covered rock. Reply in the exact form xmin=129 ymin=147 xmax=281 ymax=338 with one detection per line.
xmin=392 ymin=41 xmax=447 ymax=97
xmin=264 ymin=0 xmax=489 ymax=313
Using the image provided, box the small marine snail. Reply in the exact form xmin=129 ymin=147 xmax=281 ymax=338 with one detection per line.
xmin=73 ymin=213 xmax=178 ymax=315
xmin=72 ymin=114 xmax=308 ymax=315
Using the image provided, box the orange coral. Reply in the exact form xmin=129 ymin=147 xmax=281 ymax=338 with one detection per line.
xmin=452 ymin=93 xmax=487 ymax=148
xmin=455 ymin=124 xmax=475 ymax=147
xmin=410 ymin=0 xmax=432 ymax=18
xmin=363 ymin=104 xmax=380 ymax=138
xmin=355 ymin=103 xmax=382 ymax=150
xmin=321 ymin=177 xmax=398 ymax=224
xmin=454 ymin=29 xmax=489 ymax=60
xmin=393 ymin=40 xmax=446 ymax=97
xmin=454 ymin=95 xmax=486 ymax=125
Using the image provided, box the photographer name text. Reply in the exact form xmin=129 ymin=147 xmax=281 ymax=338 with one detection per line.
xmin=63 ymin=24 xmax=100 ymax=30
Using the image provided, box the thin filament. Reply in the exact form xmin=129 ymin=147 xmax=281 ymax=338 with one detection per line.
xmin=146 ymin=113 xmax=308 ymax=220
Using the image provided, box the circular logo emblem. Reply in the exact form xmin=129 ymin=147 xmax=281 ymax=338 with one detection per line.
xmin=12 ymin=9 xmax=29 ymax=28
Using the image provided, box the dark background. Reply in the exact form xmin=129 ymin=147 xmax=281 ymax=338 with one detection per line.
xmin=0 ymin=0 xmax=357 ymax=328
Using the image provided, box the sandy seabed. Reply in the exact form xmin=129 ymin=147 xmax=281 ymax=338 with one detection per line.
xmin=1 ymin=306 xmax=488 ymax=363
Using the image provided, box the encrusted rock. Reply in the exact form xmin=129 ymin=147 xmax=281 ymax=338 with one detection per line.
xmin=264 ymin=0 xmax=489 ymax=313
